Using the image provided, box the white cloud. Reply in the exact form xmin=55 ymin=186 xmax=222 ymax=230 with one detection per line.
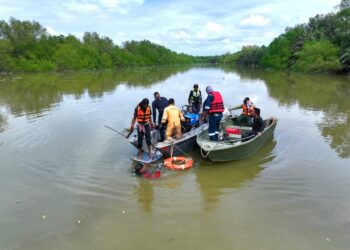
xmin=240 ymin=14 xmax=270 ymax=27
xmin=99 ymin=0 xmax=144 ymax=12
xmin=205 ymin=21 xmax=225 ymax=33
xmin=168 ymin=30 xmax=193 ymax=40
xmin=45 ymin=26 xmax=63 ymax=36
xmin=65 ymin=2 xmax=100 ymax=13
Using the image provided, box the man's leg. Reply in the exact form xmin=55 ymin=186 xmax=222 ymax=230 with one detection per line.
xmin=175 ymin=124 xmax=182 ymax=139
xmin=165 ymin=123 xmax=174 ymax=140
xmin=144 ymin=124 xmax=152 ymax=156
xmin=208 ymin=115 xmax=216 ymax=141
xmin=137 ymin=128 xmax=144 ymax=158
xmin=158 ymin=115 xmax=165 ymax=142
xmin=213 ymin=113 xmax=223 ymax=141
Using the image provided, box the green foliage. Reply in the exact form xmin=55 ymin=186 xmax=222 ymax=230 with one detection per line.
xmin=222 ymin=1 xmax=350 ymax=73
xmin=0 ymin=18 xmax=197 ymax=72
xmin=292 ymin=41 xmax=342 ymax=72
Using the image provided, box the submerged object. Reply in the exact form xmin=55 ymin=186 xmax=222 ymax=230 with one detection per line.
xmin=197 ymin=115 xmax=278 ymax=162
xmin=134 ymin=163 xmax=162 ymax=179
xmin=164 ymin=156 xmax=193 ymax=170
xmin=131 ymin=151 xmax=163 ymax=164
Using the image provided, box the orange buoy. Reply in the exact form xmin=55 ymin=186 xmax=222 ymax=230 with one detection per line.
xmin=164 ymin=156 xmax=193 ymax=170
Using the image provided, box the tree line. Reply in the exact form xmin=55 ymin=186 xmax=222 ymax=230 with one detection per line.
xmin=221 ymin=1 xmax=350 ymax=73
xmin=0 ymin=18 xmax=218 ymax=72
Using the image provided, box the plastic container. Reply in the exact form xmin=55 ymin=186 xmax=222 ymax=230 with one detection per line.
xmin=226 ymin=127 xmax=241 ymax=139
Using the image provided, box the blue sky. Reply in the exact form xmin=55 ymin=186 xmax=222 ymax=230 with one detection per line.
xmin=0 ymin=0 xmax=340 ymax=55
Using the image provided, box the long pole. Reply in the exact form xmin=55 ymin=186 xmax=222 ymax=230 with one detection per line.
xmin=104 ymin=125 xmax=132 ymax=139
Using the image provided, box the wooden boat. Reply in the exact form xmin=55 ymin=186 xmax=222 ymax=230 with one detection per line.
xmin=196 ymin=115 xmax=278 ymax=162
xmin=127 ymin=123 xmax=208 ymax=157
xmin=126 ymin=107 xmax=208 ymax=157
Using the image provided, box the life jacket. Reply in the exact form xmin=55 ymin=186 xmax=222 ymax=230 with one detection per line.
xmin=190 ymin=89 xmax=201 ymax=103
xmin=209 ymin=91 xmax=224 ymax=113
xmin=242 ymin=103 xmax=255 ymax=116
xmin=137 ymin=105 xmax=151 ymax=123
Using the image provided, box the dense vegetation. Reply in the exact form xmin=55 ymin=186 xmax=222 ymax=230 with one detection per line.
xmin=0 ymin=18 xmax=211 ymax=72
xmin=221 ymin=1 xmax=350 ymax=73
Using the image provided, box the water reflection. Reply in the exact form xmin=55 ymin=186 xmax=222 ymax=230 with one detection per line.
xmin=135 ymin=179 xmax=154 ymax=214
xmin=134 ymin=171 xmax=185 ymax=214
xmin=196 ymin=138 xmax=276 ymax=211
xmin=0 ymin=112 xmax=6 ymax=133
xmin=0 ymin=66 xmax=191 ymax=120
xmin=228 ymin=68 xmax=350 ymax=158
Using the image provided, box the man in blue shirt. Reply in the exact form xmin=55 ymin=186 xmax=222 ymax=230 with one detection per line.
xmin=152 ymin=92 xmax=168 ymax=142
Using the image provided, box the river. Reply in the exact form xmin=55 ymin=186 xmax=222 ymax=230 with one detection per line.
xmin=0 ymin=66 xmax=349 ymax=250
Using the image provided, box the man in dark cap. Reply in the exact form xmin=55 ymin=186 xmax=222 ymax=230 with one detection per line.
xmin=201 ymin=86 xmax=225 ymax=141
xmin=129 ymin=98 xmax=154 ymax=158
xmin=242 ymin=107 xmax=264 ymax=141
xmin=188 ymin=84 xmax=202 ymax=113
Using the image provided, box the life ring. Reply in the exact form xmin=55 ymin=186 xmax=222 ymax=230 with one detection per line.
xmin=164 ymin=156 xmax=193 ymax=170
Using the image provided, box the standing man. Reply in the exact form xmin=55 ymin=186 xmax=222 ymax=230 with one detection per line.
xmin=201 ymin=86 xmax=224 ymax=141
xmin=152 ymin=92 xmax=168 ymax=142
xmin=161 ymin=98 xmax=185 ymax=140
xmin=188 ymin=84 xmax=202 ymax=113
xmin=129 ymin=98 xmax=154 ymax=158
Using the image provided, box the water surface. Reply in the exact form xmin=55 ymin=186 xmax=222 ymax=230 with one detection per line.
xmin=0 ymin=67 xmax=350 ymax=250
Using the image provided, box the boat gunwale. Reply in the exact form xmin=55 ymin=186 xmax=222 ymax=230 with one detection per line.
xmin=197 ymin=116 xmax=278 ymax=151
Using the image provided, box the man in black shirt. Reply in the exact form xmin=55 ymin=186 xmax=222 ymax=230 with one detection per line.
xmin=242 ymin=108 xmax=265 ymax=141
xmin=152 ymin=92 xmax=168 ymax=142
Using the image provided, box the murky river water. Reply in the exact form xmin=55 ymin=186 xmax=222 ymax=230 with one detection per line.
xmin=0 ymin=66 xmax=350 ymax=250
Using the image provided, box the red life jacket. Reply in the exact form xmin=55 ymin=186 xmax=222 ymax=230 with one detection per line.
xmin=209 ymin=91 xmax=224 ymax=113
xmin=137 ymin=106 xmax=151 ymax=123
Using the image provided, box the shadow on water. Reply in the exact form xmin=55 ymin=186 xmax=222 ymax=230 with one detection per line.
xmin=0 ymin=66 xmax=192 ymax=122
xmin=226 ymin=67 xmax=350 ymax=159
xmin=195 ymin=137 xmax=277 ymax=211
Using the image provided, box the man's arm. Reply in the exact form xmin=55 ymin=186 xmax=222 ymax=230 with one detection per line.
xmin=228 ymin=104 xmax=242 ymax=111
xmin=179 ymin=109 xmax=185 ymax=122
xmin=257 ymin=117 xmax=265 ymax=136
xmin=188 ymin=90 xmax=193 ymax=105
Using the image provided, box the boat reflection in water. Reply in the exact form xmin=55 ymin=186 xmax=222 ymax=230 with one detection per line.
xmin=133 ymin=137 xmax=276 ymax=213
xmin=195 ymin=137 xmax=277 ymax=211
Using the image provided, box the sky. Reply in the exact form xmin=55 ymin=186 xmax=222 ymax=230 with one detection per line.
xmin=0 ymin=0 xmax=341 ymax=56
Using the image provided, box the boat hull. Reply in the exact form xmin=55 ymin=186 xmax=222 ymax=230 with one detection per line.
xmin=129 ymin=124 xmax=208 ymax=157
xmin=197 ymin=117 xmax=277 ymax=162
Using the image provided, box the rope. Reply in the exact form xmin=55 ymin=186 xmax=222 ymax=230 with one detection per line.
xmin=171 ymin=138 xmax=203 ymax=162
xmin=200 ymin=142 xmax=220 ymax=158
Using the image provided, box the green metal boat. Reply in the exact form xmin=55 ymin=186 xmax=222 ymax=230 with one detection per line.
xmin=196 ymin=115 xmax=278 ymax=162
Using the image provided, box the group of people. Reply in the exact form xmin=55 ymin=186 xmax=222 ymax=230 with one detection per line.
xmin=129 ymin=84 xmax=265 ymax=157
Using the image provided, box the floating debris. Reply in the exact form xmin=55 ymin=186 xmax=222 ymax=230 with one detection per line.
xmin=122 ymin=210 xmax=126 ymax=214
xmin=42 ymin=214 xmax=47 ymax=220
xmin=77 ymin=219 xmax=82 ymax=224
xmin=16 ymin=200 xmax=21 ymax=204
xmin=326 ymin=238 xmax=330 ymax=242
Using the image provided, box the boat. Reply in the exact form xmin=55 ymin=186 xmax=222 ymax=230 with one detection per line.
xmin=196 ymin=115 xmax=278 ymax=162
xmin=126 ymin=108 xmax=208 ymax=157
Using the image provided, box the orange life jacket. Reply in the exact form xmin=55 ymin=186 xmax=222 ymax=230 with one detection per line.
xmin=242 ymin=104 xmax=255 ymax=116
xmin=209 ymin=91 xmax=224 ymax=113
xmin=137 ymin=106 xmax=151 ymax=123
